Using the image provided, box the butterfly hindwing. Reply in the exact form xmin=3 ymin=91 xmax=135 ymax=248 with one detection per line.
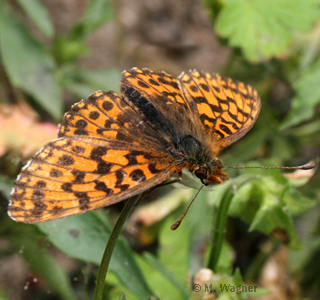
xmin=9 ymin=136 xmax=176 ymax=223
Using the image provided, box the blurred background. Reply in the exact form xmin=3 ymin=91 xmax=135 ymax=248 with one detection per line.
xmin=0 ymin=0 xmax=320 ymax=299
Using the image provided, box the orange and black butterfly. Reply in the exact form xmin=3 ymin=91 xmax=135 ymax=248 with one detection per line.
xmin=8 ymin=68 xmax=261 ymax=223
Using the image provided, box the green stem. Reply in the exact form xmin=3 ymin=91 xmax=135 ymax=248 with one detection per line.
xmin=93 ymin=195 xmax=141 ymax=300
xmin=206 ymin=187 xmax=234 ymax=272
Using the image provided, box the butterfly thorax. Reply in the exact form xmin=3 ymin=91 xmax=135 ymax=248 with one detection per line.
xmin=176 ymin=135 xmax=228 ymax=185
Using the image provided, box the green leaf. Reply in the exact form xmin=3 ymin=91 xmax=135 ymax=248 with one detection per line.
xmin=282 ymin=187 xmax=316 ymax=216
xmin=158 ymin=216 xmax=189 ymax=287
xmin=76 ymin=68 xmax=121 ymax=92
xmin=216 ymin=0 xmax=320 ymax=62
xmin=289 ymin=211 xmax=320 ymax=272
xmin=71 ymin=0 xmax=113 ymax=39
xmin=281 ymin=57 xmax=320 ymax=129
xmin=63 ymin=80 xmax=99 ymax=99
xmin=249 ymin=197 xmax=301 ymax=249
xmin=135 ymin=251 xmax=187 ymax=300
xmin=10 ymin=223 xmax=77 ymax=300
xmin=280 ymin=94 xmax=316 ymax=129
xmin=228 ymin=181 xmax=263 ymax=224
xmin=117 ymin=216 xmax=192 ymax=300
xmin=64 ymin=68 xmax=121 ymax=99
xmin=52 ymin=35 xmax=89 ymax=64
xmin=37 ymin=212 xmax=153 ymax=300
xmin=208 ymin=172 xmax=314 ymax=249
xmin=107 ymin=272 xmax=140 ymax=300
xmin=221 ymin=123 xmax=269 ymax=166
xmin=143 ymin=253 xmax=189 ymax=299
xmin=0 ymin=5 xmax=63 ymax=120
xmin=16 ymin=0 xmax=54 ymax=38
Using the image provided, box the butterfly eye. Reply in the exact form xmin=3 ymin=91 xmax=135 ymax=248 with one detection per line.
xmin=210 ymin=158 xmax=222 ymax=169
xmin=194 ymin=167 xmax=208 ymax=181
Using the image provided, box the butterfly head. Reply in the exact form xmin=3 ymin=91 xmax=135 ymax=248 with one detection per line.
xmin=194 ymin=158 xmax=229 ymax=185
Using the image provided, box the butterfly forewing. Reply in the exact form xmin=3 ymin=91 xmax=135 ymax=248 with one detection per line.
xmin=9 ymin=136 xmax=176 ymax=223
xmin=178 ymin=70 xmax=261 ymax=150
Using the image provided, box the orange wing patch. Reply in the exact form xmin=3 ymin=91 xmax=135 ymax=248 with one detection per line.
xmin=178 ymin=70 xmax=261 ymax=150
xmin=8 ymin=136 xmax=176 ymax=223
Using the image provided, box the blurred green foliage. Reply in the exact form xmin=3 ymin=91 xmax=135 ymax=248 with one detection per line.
xmin=215 ymin=0 xmax=320 ymax=62
xmin=1 ymin=0 xmax=320 ymax=299
xmin=0 ymin=0 xmax=118 ymax=120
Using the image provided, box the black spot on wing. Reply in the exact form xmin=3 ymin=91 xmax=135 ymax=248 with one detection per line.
xmin=103 ymin=100 xmax=114 ymax=111
xmin=214 ymin=130 xmax=225 ymax=139
xmin=138 ymin=80 xmax=149 ymax=88
xmin=49 ymin=168 xmax=63 ymax=178
xmin=94 ymin=181 xmax=113 ymax=195
xmin=149 ymin=79 xmax=160 ymax=86
xmin=72 ymin=145 xmax=86 ymax=154
xmin=32 ymin=190 xmax=45 ymax=200
xmin=74 ymin=192 xmax=89 ymax=210
xmin=51 ymin=206 xmax=64 ymax=216
xmin=75 ymin=119 xmax=87 ymax=128
xmin=219 ymin=124 xmax=233 ymax=135
xmin=90 ymin=147 xmax=108 ymax=161
xmin=72 ymin=170 xmax=86 ymax=183
xmin=61 ymin=182 xmax=73 ymax=192
xmin=115 ymin=170 xmax=129 ymax=191
xmin=148 ymin=163 xmax=162 ymax=174
xmin=35 ymin=180 xmax=46 ymax=188
xmin=89 ymin=111 xmax=100 ymax=120
xmin=130 ymin=169 xmax=146 ymax=182
xmin=200 ymin=83 xmax=210 ymax=92
xmin=32 ymin=202 xmax=47 ymax=217
xmin=124 ymin=150 xmax=145 ymax=165
xmin=95 ymin=162 xmax=113 ymax=174
xmin=74 ymin=119 xmax=88 ymax=135
xmin=57 ymin=155 xmax=75 ymax=166
xmin=190 ymin=85 xmax=198 ymax=92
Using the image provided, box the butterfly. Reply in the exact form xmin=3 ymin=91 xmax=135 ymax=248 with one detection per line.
xmin=8 ymin=68 xmax=261 ymax=223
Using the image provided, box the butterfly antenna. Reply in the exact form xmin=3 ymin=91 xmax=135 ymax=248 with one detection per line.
xmin=221 ymin=162 xmax=315 ymax=170
xmin=171 ymin=183 xmax=206 ymax=230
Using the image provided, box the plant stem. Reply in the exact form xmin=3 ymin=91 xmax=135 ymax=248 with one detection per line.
xmin=93 ymin=195 xmax=141 ymax=300
xmin=206 ymin=187 xmax=234 ymax=272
